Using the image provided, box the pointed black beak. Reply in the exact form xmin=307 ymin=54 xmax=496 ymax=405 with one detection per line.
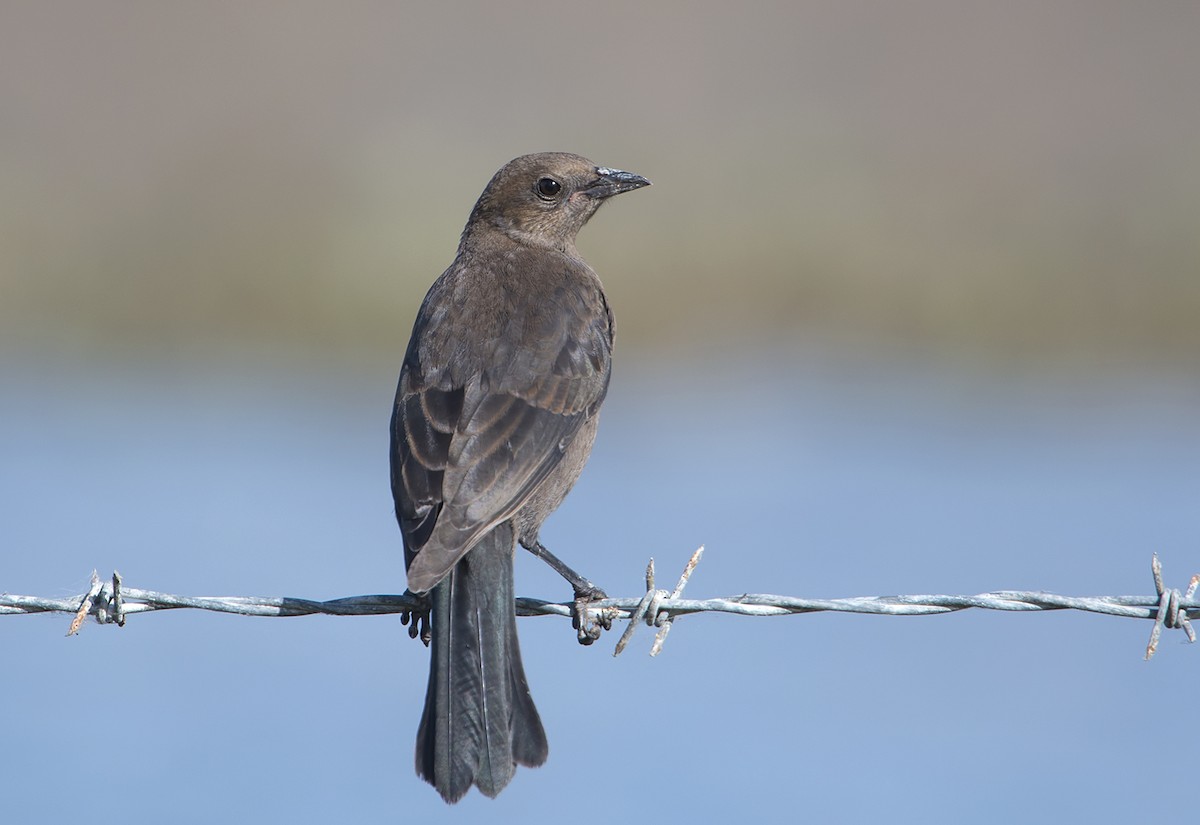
xmin=583 ymin=166 xmax=651 ymax=199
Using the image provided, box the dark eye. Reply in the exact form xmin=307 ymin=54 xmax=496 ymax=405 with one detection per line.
xmin=536 ymin=177 xmax=562 ymax=198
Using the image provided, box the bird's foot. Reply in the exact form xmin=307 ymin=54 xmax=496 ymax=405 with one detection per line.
xmin=572 ymin=584 xmax=613 ymax=646
xmin=519 ymin=538 xmax=613 ymax=644
xmin=399 ymin=590 xmax=432 ymax=646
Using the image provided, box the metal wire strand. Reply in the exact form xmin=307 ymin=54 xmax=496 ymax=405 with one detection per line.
xmin=2 ymin=551 xmax=1196 ymax=658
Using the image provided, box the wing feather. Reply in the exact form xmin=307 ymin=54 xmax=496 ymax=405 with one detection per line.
xmin=391 ymin=253 xmax=612 ymax=592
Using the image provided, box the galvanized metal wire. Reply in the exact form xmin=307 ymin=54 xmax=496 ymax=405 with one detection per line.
xmin=2 ymin=549 xmax=1196 ymax=659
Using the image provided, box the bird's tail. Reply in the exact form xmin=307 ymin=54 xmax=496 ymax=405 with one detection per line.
xmin=416 ymin=522 xmax=548 ymax=803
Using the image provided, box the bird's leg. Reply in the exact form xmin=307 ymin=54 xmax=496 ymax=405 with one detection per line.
xmin=522 ymin=539 xmax=612 ymax=645
xmin=523 ymin=539 xmax=607 ymax=599
xmin=399 ymin=589 xmax=432 ymax=646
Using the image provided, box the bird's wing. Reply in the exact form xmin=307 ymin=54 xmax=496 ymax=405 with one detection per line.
xmin=391 ymin=261 xmax=612 ymax=593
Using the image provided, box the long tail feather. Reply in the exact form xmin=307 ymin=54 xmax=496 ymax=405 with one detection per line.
xmin=415 ymin=523 xmax=548 ymax=802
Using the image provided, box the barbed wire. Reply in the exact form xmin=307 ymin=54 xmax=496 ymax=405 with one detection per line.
xmin=2 ymin=548 xmax=1196 ymax=659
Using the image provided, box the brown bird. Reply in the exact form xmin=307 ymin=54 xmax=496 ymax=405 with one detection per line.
xmin=390 ymin=152 xmax=650 ymax=802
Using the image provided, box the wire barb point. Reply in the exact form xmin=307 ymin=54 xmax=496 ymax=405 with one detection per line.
xmin=66 ymin=571 xmax=102 ymax=637
xmin=613 ymin=546 xmax=705 ymax=658
xmin=1145 ymin=554 xmax=1197 ymax=660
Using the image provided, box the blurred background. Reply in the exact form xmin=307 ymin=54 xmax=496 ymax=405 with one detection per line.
xmin=2 ymin=1 xmax=1197 ymax=820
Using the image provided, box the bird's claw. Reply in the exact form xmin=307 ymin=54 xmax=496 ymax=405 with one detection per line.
xmin=571 ymin=585 xmax=612 ymax=646
xmin=399 ymin=591 xmax=432 ymax=646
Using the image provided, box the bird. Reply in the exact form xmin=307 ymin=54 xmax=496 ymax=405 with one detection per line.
xmin=390 ymin=152 xmax=650 ymax=803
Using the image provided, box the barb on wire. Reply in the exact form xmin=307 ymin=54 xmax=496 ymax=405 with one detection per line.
xmin=1145 ymin=552 xmax=1198 ymax=659
xmin=612 ymin=545 xmax=705 ymax=657
xmin=2 ymin=553 xmax=1196 ymax=658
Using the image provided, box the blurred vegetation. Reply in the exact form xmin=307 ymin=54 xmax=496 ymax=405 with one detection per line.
xmin=3 ymin=1 xmax=1198 ymax=373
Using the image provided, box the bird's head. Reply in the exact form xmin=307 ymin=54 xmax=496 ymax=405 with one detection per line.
xmin=465 ymin=152 xmax=650 ymax=252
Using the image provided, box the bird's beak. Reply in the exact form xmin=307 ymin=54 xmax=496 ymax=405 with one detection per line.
xmin=583 ymin=167 xmax=651 ymax=199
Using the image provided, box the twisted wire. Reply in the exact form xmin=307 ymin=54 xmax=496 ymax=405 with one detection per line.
xmin=3 ymin=551 xmax=1195 ymax=658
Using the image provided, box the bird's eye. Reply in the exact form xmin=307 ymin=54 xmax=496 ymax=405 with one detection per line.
xmin=535 ymin=177 xmax=562 ymax=198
